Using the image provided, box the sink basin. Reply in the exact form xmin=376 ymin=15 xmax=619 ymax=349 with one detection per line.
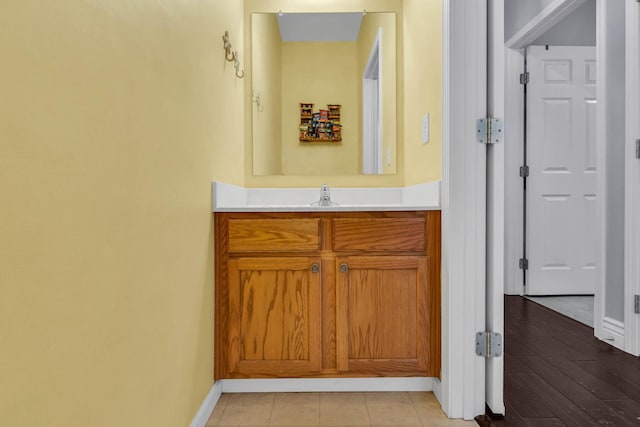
xmin=212 ymin=181 xmax=441 ymax=212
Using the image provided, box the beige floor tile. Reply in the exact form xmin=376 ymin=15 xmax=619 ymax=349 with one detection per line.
xmin=365 ymin=393 xmax=422 ymax=426
xmin=269 ymin=392 xmax=320 ymax=426
xmin=408 ymin=393 xmax=477 ymax=426
xmin=206 ymin=393 xmax=231 ymax=426
xmin=216 ymin=392 xmax=275 ymax=426
xmin=319 ymin=392 xmax=371 ymax=426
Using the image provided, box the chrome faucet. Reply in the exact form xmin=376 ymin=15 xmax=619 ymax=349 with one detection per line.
xmin=311 ymin=183 xmax=338 ymax=207
xmin=319 ymin=183 xmax=332 ymax=206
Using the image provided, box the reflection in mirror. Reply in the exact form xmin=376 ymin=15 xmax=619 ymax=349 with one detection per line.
xmin=251 ymin=12 xmax=397 ymax=176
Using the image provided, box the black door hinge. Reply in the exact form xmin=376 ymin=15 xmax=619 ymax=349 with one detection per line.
xmin=519 ymin=258 xmax=529 ymax=270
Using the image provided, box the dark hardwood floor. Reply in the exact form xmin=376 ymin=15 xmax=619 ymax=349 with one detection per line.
xmin=477 ymin=295 xmax=640 ymax=426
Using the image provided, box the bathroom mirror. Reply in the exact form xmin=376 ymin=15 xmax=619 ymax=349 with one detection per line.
xmin=250 ymin=12 xmax=397 ymax=176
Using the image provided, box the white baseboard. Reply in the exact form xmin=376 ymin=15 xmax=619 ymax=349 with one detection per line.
xmin=432 ymin=377 xmax=443 ymax=405
xmin=219 ymin=377 xmax=435 ymax=393
xmin=600 ymin=316 xmax=625 ymax=351
xmin=190 ymin=377 xmax=437 ymax=426
xmin=189 ymin=381 xmax=222 ymax=427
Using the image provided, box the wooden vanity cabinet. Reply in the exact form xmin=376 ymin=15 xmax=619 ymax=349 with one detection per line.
xmin=215 ymin=211 xmax=441 ymax=379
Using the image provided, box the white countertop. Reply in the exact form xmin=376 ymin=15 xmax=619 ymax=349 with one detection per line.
xmin=212 ymin=181 xmax=441 ymax=212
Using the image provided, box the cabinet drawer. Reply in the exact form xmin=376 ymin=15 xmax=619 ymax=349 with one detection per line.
xmin=228 ymin=218 xmax=320 ymax=252
xmin=333 ymin=218 xmax=426 ymax=252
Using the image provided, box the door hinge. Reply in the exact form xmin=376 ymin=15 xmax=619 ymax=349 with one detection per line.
xmin=476 ymin=118 xmax=504 ymax=144
xmin=635 ymin=295 xmax=640 ymax=314
xmin=636 ymin=139 xmax=640 ymax=159
xmin=520 ymin=165 xmax=529 ymax=178
xmin=519 ymin=258 xmax=529 ymax=270
xmin=476 ymin=332 xmax=503 ymax=358
xmin=520 ymin=72 xmax=530 ymax=85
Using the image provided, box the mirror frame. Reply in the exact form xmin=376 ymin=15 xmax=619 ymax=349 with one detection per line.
xmin=243 ymin=0 xmax=405 ymax=188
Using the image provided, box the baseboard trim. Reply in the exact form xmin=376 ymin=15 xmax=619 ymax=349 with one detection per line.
xmin=601 ymin=316 xmax=625 ymax=351
xmin=218 ymin=377 xmax=435 ymax=393
xmin=189 ymin=381 xmax=222 ymax=427
xmin=432 ymin=377 xmax=442 ymax=405
xmin=190 ymin=377 xmax=437 ymax=426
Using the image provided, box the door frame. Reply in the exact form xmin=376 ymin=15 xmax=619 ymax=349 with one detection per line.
xmin=486 ymin=0 xmax=505 ymax=415
xmin=499 ymin=0 xmax=640 ymax=354
xmin=440 ymin=0 xmax=488 ymax=419
xmin=390 ymin=0 xmax=640 ymax=419
xmin=502 ymin=0 xmax=588 ymax=296
xmin=624 ymin=0 xmax=640 ymax=357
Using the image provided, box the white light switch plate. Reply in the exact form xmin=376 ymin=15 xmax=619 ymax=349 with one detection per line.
xmin=422 ymin=114 xmax=429 ymax=144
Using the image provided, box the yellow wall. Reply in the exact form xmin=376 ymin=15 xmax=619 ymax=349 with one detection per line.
xmin=0 ymin=1 xmax=244 ymax=426
xmin=244 ymin=0 xmax=406 ymax=187
xmin=403 ymin=0 xmax=442 ymax=185
xmin=251 ymin=13 xmax=282 ymax=175
xmin=281 ymin=42 xmax=359 ymax=176
xmin=357 ymin=12 xmax=398 ymax=175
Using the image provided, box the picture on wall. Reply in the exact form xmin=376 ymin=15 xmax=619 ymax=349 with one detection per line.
xmin=299 ymin=103 xmax=342 ymax=142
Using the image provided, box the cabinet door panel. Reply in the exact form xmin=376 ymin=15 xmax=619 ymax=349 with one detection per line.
xmin=348 ymin=268 xmax=417 ymax=359
xmin=336 ymin=256 xmax=434 ymax=376
xmin=228 ymin=257 xmax=322 ymax=376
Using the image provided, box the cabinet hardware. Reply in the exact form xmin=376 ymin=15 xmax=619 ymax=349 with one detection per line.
xmin=339 ymin=263 xmax=349 ymax=273
xmin=311 ymin=263 xmax=320 ymax=273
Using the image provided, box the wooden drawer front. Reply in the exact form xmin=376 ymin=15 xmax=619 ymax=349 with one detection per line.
xmin=228 ymin=218 xmax=320 ymax=252
xmin=333 ymin=218 xmax=425 ymax=252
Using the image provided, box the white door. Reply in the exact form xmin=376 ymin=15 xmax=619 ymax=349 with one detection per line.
xmin=526 ymin=46 xmax=597 ymax=295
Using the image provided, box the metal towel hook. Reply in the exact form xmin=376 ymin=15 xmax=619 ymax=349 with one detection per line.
xmin=222 ymin=31 xmax=235 ymax=62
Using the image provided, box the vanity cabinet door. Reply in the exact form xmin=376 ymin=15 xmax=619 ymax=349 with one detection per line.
xmin=335 ymin=256 xmax=437 ymax=376
xmin=227 ymin=256 xmax=322 ymax=377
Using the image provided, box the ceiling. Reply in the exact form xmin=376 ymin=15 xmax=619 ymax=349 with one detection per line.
xmin=276 ymin=13 xmax=363 ymax=42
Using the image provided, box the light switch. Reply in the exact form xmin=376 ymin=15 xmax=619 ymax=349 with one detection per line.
xmin=422 ymin=114 xmax=429 ymax=144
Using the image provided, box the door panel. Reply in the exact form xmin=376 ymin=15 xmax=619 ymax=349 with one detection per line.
xmin=227 ymin=257 xmax=322 ymax=376
xmin=335 ymin=256 xmax=437 ymax=376
xmin=527 ymin=45 xmax=597 ymax=295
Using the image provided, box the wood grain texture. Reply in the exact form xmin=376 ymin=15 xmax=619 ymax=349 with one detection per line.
xmin=425 ymin=211 xmax=441 ymax=377
xmin=479 ymin=296 xmax=640 ymax=427
xmin=321 ymin=256 xmax=337 ymax=371
xmin=215 ymin=211 xmax=442 ymax=379
xmin=214 ymin=213 xmax=229 ymax=379
xmin=333 ymin=218 xmax=426 ymax=252
xmin=335 ymin=256 xmax=430 ymax=374
xmin=227 ymin=257 xmax=322 ymax=376
xmin=228 ymin=218 xmax=320 ymax=252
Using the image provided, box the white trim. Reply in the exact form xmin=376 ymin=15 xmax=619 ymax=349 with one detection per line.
xmin=505 ymin=0 xmax=587 ymax=49
xmin=503 ymin=48 xmax=526 ymax=296
xmin=625 ymin=0 xmax=640 ymax=357
xmin=594 ymin=0 xmax=607 ymax=346
xmin=190 ymin=377 xmax=440 ymax=426
xmin=189 ymin=382 xmax=222 ymax=427
xmin=217 ymin=377 xmax=434 ymax=393
xmin=601 ymin=316 xmax=626 ymax=350
xmin=441 ymin=0 xmax=487 ymax=420
xmin=432 ymin=378 xmax=443 ymax=405
xmin=486 ymin=0 xmax=506 ymax=415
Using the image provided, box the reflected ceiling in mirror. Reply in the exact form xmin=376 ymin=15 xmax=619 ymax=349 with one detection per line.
xmin=251 ymin=12 xmax=397 ymax=176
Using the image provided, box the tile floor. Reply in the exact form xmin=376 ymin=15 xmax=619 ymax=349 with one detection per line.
xmin=525 ymin=295 xmax=594 ymax=327
xmin=206 ymin=391 xmax=478 ymax=426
